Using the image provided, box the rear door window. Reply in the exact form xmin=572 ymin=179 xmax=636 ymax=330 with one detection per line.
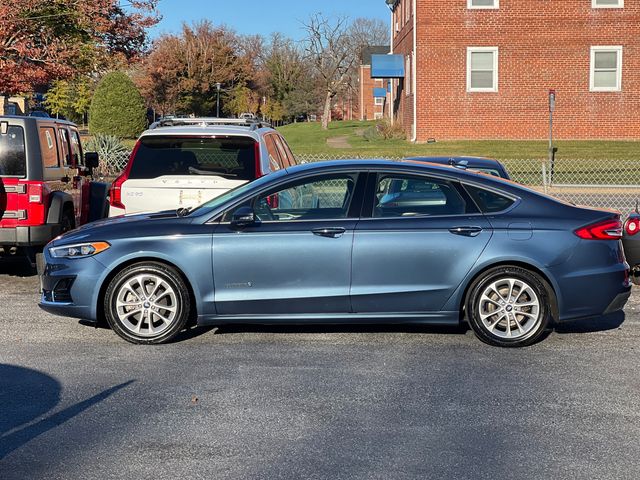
xmin=374 ymin=174 xmax=467 ymax=217
xmin=39 ymin=127 xmax=60 ymax=168
xmin=464 ymin=184 xmax=515 ymax=213
xmin=264 ymin=134 xmax=283 ymax=171
xmin=272 ymin=135 xmax=291 ymax=167
xmin=70 ymin=130 xmax=83 ymax=166
xmin=58 ymin=128 xmax=72 ymax=166
xmin=0 ymin=125 xmax=26 ymax=177
xmin=129 ymin=136 xmax=258 ymax=180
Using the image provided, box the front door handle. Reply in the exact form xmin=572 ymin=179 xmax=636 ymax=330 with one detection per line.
xmin=449 ymin=226 xmax=483 ymax=237
xmin=312 ymin=227 xmax=346 ymax=238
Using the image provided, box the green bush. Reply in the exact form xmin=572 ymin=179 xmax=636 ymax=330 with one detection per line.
xmin=362 ymin=126 xmax=381 ymax=142
xmin=376 ymin=119 xmax=406 ymax=140
xmin=89 ymin=72 xmax=146 ymax=138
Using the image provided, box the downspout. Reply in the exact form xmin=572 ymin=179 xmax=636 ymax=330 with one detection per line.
xmin=389 ymin=7 xmax=394 ymax=125
xmin=411 ymin=0 xmax=418 ymax=142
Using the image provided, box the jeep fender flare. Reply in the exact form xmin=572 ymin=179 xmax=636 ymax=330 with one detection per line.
xmin=46 ymin=191 xmax=74 ymax=225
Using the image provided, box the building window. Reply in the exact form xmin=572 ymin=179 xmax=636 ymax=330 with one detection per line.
xmin=590 ymin=46 xmax=622 ymax=91
xmin=374 ymin=112 xmax=383 ymax=120
xmin=405 ymin=55 xmax=412 ymax=96
xmin=468 ymin=0 xmax=499 ymax=9
xmin=592 ymin=0 xmax=623 ymax=8
xmin=467 ymin=47 xmax=498 ymax=92
xmin=374 ymin=97 xmax=385 ymax=106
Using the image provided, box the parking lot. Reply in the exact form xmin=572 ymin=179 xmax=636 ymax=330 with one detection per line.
xmin=1 ymin=257 xmax=640 ymax=479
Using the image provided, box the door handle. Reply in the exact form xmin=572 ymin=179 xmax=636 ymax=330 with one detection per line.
xmin=449 ymin=226 xmax=483 ymax=237
xmin=312 ymin=227 xmax=346 ymax=238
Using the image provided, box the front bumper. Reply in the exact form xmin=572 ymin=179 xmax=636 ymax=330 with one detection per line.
xmin=37 ymin=249 xmax=106 ymax=321
xmin=0 ymin=224 xmax=61 ymax=247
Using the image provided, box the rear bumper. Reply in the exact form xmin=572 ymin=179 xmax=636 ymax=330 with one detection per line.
xmin=622 ymin=235 xmax=640 ymax=269
xmin=0 ymin=224 xmax=61 ymax=246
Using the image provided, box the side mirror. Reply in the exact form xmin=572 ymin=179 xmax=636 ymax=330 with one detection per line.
xmin=231 ymin=206 xmax=258 ymax=229
xmin=85 ymin=152 xmax=99 ymax=171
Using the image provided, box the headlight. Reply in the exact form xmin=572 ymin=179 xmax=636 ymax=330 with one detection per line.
xmin=49 ymin=241 xmax=111 ymax=259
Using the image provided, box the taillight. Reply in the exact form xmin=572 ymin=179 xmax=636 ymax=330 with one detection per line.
xmin=575 ymin=218 xmax=623 ymax=240
xmin=109 ymin=140 xmax=139 ymax=210
xmin=254 ymin=141 xmax=262 ymax=179
xmin=624 ymin=217 xmax=640 ymax=236
xmin=28 ymin=183 xmax=43 ymax=203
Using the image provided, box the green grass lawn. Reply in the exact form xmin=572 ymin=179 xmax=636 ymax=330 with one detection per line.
xmin=278 ymin=120 xmax=640 ymax=160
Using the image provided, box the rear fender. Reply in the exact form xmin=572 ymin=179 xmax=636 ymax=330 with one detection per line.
xmin=46 ymin=191 xmax=74 ymax=225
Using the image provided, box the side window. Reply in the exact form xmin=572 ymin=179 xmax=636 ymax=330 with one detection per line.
xmin=275 ymin=135 xmax=297 ymax=166
xmin=225 ymin=174 xmax=357 ymax=222
xmin=264 ymin=135 xmax=282 ymax=171
xmin=464 ymin=184 xmax=515 ymax=213
xmin=70 ymin=129 xmax=83 ymax=166
xmin=374 ymin=174 xmax=467 ymax=217
xmin=39 ymin=127 xmax=60 ymax=168
xmin=272 ymin=135 xmax=291 ymax=167
xmin=58 ymin=128 xmax=72 ymax=166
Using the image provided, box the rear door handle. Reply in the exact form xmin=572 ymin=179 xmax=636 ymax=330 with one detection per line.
xmin=449 ymin=226 xmax=483 ymax=237
xmin=312 ymin=227 xmax=346 ymax=238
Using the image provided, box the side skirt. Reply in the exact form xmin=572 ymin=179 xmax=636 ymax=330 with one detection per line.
xmin=197 ymin=311 xmax=460 ymax=326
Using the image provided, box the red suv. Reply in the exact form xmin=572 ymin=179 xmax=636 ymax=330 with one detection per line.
xmin=0 ymin=116 xmax=107 ymax=260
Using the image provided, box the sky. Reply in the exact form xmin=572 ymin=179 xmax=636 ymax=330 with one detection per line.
xmin=149 ymin=0 xmax=391 ymax=40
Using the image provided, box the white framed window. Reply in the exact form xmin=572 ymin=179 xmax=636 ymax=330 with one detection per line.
xmin=592 ymin=0 xmax=623 ymax=8
xmin=468 ymin=0 xmax=499 ymax=9
xmin=590 ymin=46 xmax=622 ymax=92
xmin=374 ymin=97 xmax=384 ymax=106
xmin=467 ymin=47 xmax=498 ymax=92
xmin=405 ymin=55 xmax=412 ymax=96
xmin=374 ymin=112 xmax=383 ymax=120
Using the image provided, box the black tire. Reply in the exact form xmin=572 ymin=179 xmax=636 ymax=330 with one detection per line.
xmin=61 ymin=207 xmax=75 ymax=233
xmin=466 ymin=266 xmax=552 ymax=347
xmin=104 ymin=262 xmax=191 ymax=344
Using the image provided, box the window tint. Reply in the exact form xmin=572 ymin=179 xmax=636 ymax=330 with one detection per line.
xmin=130 ymin=136 xmax=258 ymax=180
xmin=374 ymin=175 xmax=466 ymax=217
xmin=465 ymin=184 xmax=514 ymax=213
xmin=272 ymin=135 xmax=291 ymax=167
xmin=226 ymin=175 xmax=357 ymax=222
xmin=39 ymin=127 xmax=60 ymax=168
xmin=70 ymin=130 xmax=83 ymax=166
xmin=0 ymin=126 xmax=26 ymax=177
xmin=264 ymin=135 xmax=282 ymax=171
xmin=58 ymin=128 xmax=72 ymax=166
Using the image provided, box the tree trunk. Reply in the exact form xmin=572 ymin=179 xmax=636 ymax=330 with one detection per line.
xmin=321 ymin=90 xmax=333 ymax=130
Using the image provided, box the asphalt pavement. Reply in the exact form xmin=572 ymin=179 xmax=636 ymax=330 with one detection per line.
xmin=1 ymin=257 xmax=639 ymax=480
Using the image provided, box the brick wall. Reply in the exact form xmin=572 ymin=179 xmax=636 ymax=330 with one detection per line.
xmin=359 ymin=65 xmax=386 ymax=121
xmin=392 ymin=0 xmax=640 ymax=141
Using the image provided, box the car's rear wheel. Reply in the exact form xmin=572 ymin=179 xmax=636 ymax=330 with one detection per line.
xmin=104 ymin=262 xmax=191 ymax=344
xmin=466 ymin=266 xmax=551 ymax=347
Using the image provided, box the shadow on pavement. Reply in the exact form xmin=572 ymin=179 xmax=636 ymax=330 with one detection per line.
xmin=554 ymin=311 xmax=625 ymax=334
xmin=0 ymin=364 xmax=134 ymax=460
xmin=0 ymin=257 xmax=36 ymax=278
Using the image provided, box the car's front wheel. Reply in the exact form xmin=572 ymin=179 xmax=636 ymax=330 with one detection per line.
xmin=466 ymin=266 xmax=551 ymax=347
xmin=104 ymin=262 xmax=191 ymax=344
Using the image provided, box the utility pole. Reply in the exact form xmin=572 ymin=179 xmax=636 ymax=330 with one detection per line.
xmin=216 ymin=83 xmax=221 ymax=117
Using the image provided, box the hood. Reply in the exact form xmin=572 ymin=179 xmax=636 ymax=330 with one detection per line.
xmin=49 ymin=209 xmax=186 ymax=246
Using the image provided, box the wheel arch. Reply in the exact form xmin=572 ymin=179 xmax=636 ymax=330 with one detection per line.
xmin=96 ymin=256 xmax=199 ymax=326
xmin=457 ymin=260 xmax=560 ymax=324
xmin=46 ymin=191 xmax=75 ymax=225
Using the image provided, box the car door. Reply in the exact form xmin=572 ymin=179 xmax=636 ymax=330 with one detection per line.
xmin=350 ymin=171 xmax=493 ymax=313
xmin=212 ymin=171 xmax=365 ymax=316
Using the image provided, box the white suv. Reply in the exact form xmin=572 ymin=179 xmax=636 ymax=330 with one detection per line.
xmin=108 ymin=118 xmax=297 ymax=216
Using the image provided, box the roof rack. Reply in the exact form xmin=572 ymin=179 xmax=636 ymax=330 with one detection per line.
xmin=149 ymin=117 xmax=272 ymax=130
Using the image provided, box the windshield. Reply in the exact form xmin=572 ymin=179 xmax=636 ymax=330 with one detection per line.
xmin=130 ymin=136 xmax=258 ymax=180
xmin=469 ymin=167 xmax=503 ymax=178
xmin=187 ymin=179 xmax=259 ymax=216
xmin=0 ymin=126 xmax=26 ymax=177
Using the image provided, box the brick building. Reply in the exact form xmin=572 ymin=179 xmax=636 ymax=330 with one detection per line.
xmin=359 ymin=46 xmax=390 ymax=120
xmin=385 ymin=0 xmax=640 ymax=141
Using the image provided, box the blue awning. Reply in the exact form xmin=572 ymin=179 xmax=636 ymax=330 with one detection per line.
xmin=371 ymin=54 xmax=405 ymax=78
xmin=373 ymin=88 xmax=387 ymax=98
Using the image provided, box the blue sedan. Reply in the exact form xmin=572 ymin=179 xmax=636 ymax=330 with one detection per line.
xmin=39 ymin=160 xmax=631 ymax=347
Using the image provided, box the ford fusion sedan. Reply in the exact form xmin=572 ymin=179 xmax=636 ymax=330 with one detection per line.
xmin=39 ymin=160 xmax=631 ymax=347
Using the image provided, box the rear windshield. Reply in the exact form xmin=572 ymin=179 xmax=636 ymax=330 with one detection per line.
xmin=0 ymin=126 xmax=26 ymax=177
xmin=130 ymin=136 xmax=258 ymax=180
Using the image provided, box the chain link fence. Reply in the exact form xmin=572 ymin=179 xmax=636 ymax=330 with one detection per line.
xmin=99 ymin=151 xmax=640 ymax=215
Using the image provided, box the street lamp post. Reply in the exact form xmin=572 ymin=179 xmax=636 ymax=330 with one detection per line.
xmin=216 ymin=83 xmax=221 ymax=117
